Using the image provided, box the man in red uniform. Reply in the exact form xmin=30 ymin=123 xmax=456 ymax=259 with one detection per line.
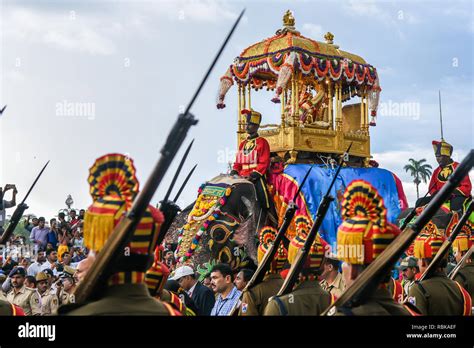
xmin=230 ymin=109 xmax=272 ymax=212
xmin=427 ymin=139 xmax=471 ymax=212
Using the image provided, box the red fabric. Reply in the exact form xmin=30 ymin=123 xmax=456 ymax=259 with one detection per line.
xmin=392 ymin=173 xmax=409 ymax=211
xmin=12 ymin=304 xmax=25 ymax=316
xmin=429 ymin=161 xmax=472 ymax=197
xmin=233 ymin=136 xmax=270 ymax=177
xmin=391 ymin=278 xmax=404 ymax=303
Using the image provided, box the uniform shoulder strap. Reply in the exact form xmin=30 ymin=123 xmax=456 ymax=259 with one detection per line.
xmin=270 ymin=296 xmax=288 ymax=316
xmin=454 ymin=281 xmax=472 ymax=316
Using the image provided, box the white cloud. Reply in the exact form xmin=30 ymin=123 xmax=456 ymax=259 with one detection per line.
xmin=302 ymin=23 xmax=324 ymax=40
xmin=3 ymin=7 xmax=117 ymax=55
xmin=344 ymin=0 xmax=386 ymax=18
xmin=144 ymin=0 xmax=238 ymax=22
xmin=2 ymin=1 xmax=238 ymax=57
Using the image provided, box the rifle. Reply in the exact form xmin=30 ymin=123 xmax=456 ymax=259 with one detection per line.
xmin=276 ymin=144 xmax=352 ymax=297
xmin=322 ymin=149 xmax=474 ymax=315
xmin=156 ymin=164 xmax=198 ymax=247
xmin=0 ymin=160 xmax=50 ymax=244
xmin=449 ymin=245 xmax=474 ymax=280
xmin=72 ymin=9 xmax=245 ymax=305
xmin=229 ymin=164 xmax=314 ymax=315
xmin=173 ymin=164 xmax=198 ymax=203
xmin=161 ymin=139 xmax=194 ymax=203
xmin=418 ymin=199 xmax=473 ymax=282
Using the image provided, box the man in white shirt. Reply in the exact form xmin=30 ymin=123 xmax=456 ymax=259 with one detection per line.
xmin=40 ymin=250 xmax=59 ymax=277
xmin=27 ymin=251 xmax=47 ymax=277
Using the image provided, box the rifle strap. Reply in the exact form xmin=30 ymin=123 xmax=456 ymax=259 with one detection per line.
xmin=272 ymin=296 xmax=288 ymax=316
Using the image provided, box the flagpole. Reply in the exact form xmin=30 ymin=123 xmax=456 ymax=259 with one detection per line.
xmin=439 ymin=90 xmax=444 ymax=140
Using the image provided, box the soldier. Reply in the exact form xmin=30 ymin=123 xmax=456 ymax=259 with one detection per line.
xmin=407 ymin=226 xmax=472 ymax=315
xmin=452 ymin=227 xmax=474 ymax=299
xmin=230 ymin=109 xmax=273 ymax=215
xmin=35 ymin=272 xmax=59 ymax=315
xmin=399 ymin=256 xmax=419 ymax=299
xmin=424 ymin=140 xmax=472 ymax=212
xmin=330 ymin=180 xmax=416 ymax=316
xmin=320 ymin=255 xmax=345 ymax=298
xmin=6 ymin=267 xmax=41 ymax=316
xmin=239 ymin=226 xmax=285 ymax=316
xmin=264 ymin=215 xmax=333 ymax=316
xmin=63 ymin=153 xmax=179 ymax=316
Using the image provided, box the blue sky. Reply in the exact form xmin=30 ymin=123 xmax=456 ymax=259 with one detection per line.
xmin=0 ymin=0 xmax=472 ymax=218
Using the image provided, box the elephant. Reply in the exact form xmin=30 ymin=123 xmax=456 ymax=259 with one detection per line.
xmin=170 ymin=174 xmax=274 ymax=279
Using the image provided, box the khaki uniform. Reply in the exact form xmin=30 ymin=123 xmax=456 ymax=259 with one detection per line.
xmin=264 ymin=280 xmax=333 ymax=316
xmin=334 ymin=287 xmax=412 ymax=316
xmin=407 ymin=272 xmax=471 ymax=315
xmin=453 ymin=263 xmax=474 ymax=300
xmin=239 ymin=273 xmax=284 ymax=316
xmin=6 ymin=285 xmax=41 ymax=316
xmin=402 ymin=279 xmax=416 ymax=299
xmin=38 ymin=290 xmax=59 ymax=315
xmin=59 ymin=289 xmax=74 ymax=306
xmin=320 ymin=272 xmax=345 ymax=298
xmin=65 ymin=283 xmax=177 ymax=316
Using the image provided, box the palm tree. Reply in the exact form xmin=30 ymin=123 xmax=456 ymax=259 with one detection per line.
xmin=404 ymin=158 xmax=433 ymax=200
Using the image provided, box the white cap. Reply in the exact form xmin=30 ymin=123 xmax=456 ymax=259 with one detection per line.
xmin=169 ymin=265 xmax=195 ymax=280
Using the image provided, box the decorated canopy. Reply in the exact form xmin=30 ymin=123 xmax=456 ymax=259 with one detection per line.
xmin=218 ymin=10 xmax=380 ymax=108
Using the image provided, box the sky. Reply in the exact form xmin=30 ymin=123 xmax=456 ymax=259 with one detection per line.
xmin=0 ymin=0 xmax=473 ymax=219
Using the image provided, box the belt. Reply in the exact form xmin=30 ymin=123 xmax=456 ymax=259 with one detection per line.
xmin=242 ymin=164 xmax=258 ymax=170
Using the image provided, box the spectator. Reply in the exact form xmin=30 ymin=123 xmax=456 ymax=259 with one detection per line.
xmin=69 ymin=210 xmax=80 ymax=232
xmin=58 ymin=212 xmax=69 ymax=231
xmin=2 ymin=255 xmax=18 ymax=273
xmin=78 ymin=209 xmax=85 ymax=221
xmin=19 ymin=257 xmax=30 ymax=270
xmin=24 ymin=216 xmax=39 ymax=233
xmin=60 ymin=252 xmax=72 ymax=266
xmin=202 ymin=273 xmax=212 ymax=289
xmin=234 ymin=268 xmax=254 ymax=291
xmin=170 ymin=265 xmax=215 ymax=315
xmin=163 ymin=279 xmax=199 ymax=314
xmin=40 ymin=250 xmax=59 ymax=276
xmin=71 ymin=247 xmax=86 ymax=265
xmin=0 ymin=184 xmax=17 ymax=234
xmin=210 ymin=263 xmax=241 ymax=316
xmin=30 ymin=217 xmax=50 ymax=251
xmin=163 ymin=250 xmax=175 ymax=270
xmin=25 ymin=276 xmax=37 ymax=289
xmin=27 ymin=251 xmax=46 ymax=277
xmin=320 ymin=257 xmax=345 ymax=298
xmin=72 ymin=228 xmax=84 ymax=249
xmin=47 ymin=219 xmax=59 ymax=248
